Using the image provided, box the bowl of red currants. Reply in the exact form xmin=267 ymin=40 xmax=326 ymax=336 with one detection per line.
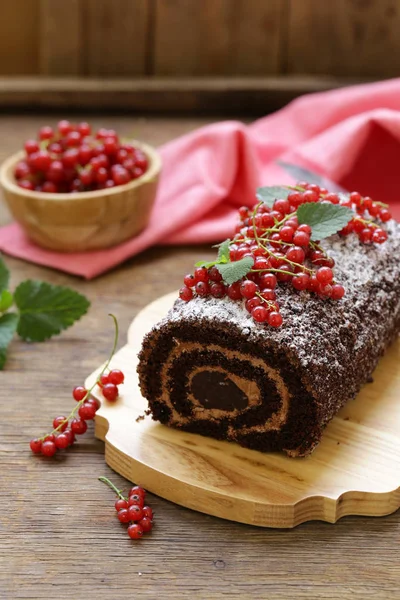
xmin=0 ymin=120 xmax=161 ymax=252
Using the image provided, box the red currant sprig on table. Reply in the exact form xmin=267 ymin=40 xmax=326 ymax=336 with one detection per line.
xmin=15 ymin=120 xmax=149 ymax=194
xmin=99 ymin=477 xmax=154 ymax=540
xmin=179 ymin=183 xmax=393 ymax=328
xmin=29 ymin=315 xmax=125 ymax=457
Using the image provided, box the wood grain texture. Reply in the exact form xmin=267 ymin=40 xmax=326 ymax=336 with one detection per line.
xmin=288 ymin=0 xmax=400 ymax=77
xmin=0 ymin=0 xmax=39 ymax=75
xmin=86 ymin=292 xmax=400 ymax=528
xmin=83 ymin=0 xmax=151 ymax=76
xmin=39 ymin=0 xmax=83 ymax=75
xmin=0 ymin=75 xmax=367 ymax=114
xmin=0 ymin=115 xmax=399 ymax=599
xmin=154 ymin=0 xmax=285 ymax=75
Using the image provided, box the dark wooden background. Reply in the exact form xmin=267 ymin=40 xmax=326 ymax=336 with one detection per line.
xmin=0 ymin=114 xmax=399 ymax=599
xmin=1 ymin=0 xmax=400 ymax=113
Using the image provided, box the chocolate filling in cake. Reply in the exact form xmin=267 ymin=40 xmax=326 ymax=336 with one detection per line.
xmin=138 ymin=221 xmax=400 ymax=457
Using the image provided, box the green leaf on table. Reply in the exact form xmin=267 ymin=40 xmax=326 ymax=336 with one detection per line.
xmin=0 ymin=290 xmax=13 ymax=313
xmin=297 ymin=202 xmax=353 ymax=241
xmin=14 ymin=280 xmax=90 ymax=342
xmin=216 ymin=256 xmax=254 ymax=285
xmin=0 ymin=256 xmax=10 ymax=293
xmin=276 ymin=161 xmax=347 ymax=194
xmin=256 ymin=186 xmax=291 ymax=208
xmin=194 ymin=260 xmax=217 ymax=268
xmin=0 ymin=313 xmax=18 ymax=369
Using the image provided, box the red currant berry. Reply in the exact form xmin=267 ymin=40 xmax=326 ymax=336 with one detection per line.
xmin=350 ymin=192 xmax=362 ymax=206
xmin=128 ymin=486 xmax=145 ymax=499
xmin=261 ymin=213 xmax=274 ymax=228
xmin=240 ymin=280 xmax=258 ymax=299
xmin=62 ymin=148 xmax=79 ymax=167
xmin=78 ymin=122 xmax=91 ymax=136
xmin=103 ymin=137 xmax=118 ymax=155
xmin=44 ymin=434 xmax=55 ymax=443
xmin=39 ymin=126 xmax=54 ymax=140
xmin=53 ymin=416 xmax=68 ymax=432
xmin=271 ymin=210 xmax=284 ymax=222
xmin=273 ymin=198 xmax=290 ymax=214
xmin=245 ymin=297 xmax=261 ymax=312
xmin=276 ymin=265 xmax=293 ymax=282
xmin=127 ymin=524 xmax=143 ymax=539
xmin=14 ymin=161 xmax=31 ymax=179
xmin=316 ymin=267 xmax=333 ymax=284
xmin=71 ymin=417 xmax=88 ymax=435
xmin=359 ymin=228 xmax=372 ymax=243
xmin=78 ymin=402 xmax=97 ymax=421
xmin=331 ymin=284 xmax=345 ymax=300
xmin=99 ymin=373 xmax=110 ymax=386
xmin=58 ymin=120 xmax=73 ymax=136
xmin=259 ymin=273 xmax=277 ymax=290
xmin=292 ymin=273 xmax=310 ymax=291
xmin=303 ymin=190 xmax=318 ymax=203
xmin=268 ymin=311 xmax=283 ymax=327
xmin=46 ymin=160 xmax=64 ymax=183
xmin=379 ymin=209 xmax=392 ymax=222
xmin=210 ymin=283 xmax=226 ymax=298
xmin=108 ymin=369 xmax=124 ymax=385
xmin=41 ymin=440 xmax=57 ymax=457
xmin=96 ymin=167 xmax=108 ymax=184
xmin=239 ymin=206 xmax=249 ymax=220
xmin=128 ymin=504 xmax=144 ymax=521
xmin=251 ymin=305 xmax=268 ymax=323
xmin=324 ymin=193 xmax=339 ymax=204
xmin=372 ymin=228 xmax=388 ymax=243
xmin=279 ymin=226 xmax=295 ymax=243
xmin=139 ymin=517 xmax=153 ymax=533
xmin=55 ymin=433 xmax=70 ymax=449
xmin=24 ymin=139 xmax=40 ymax=155
xmin=64 ymin=428 xmax=75 ymax=445
xmin=286 ymin=246 xmax=305 ymax=264
xmin=318 ymin=283 xmax=332 ymax=297
xmin=102 ymin=383 xmax=119 ymax=402
xmin=31 ymin=150 xmax=52 ymax=172
xmin=308 ymin=275 xmax=320 ymax=292
xmin=287 ymin=191 xmax=302 ymax=208
xmin=253 ymin=257 xmax=270 ymax=271
xmin=117 ymin=509 xmax=131 ymax=523
xmin=115 ymin=498 xmax=128 ymax=511
xmin=73 ymin=386 xmax=87 ymax=401
xmin=42 ymin=181 xmax=57 ymax=193
xmin=297 ymin=224 xmax=312 ymax=235
xmin=142 ymin=506 xmax=153 ymax=520
xmin=369 ymin=203 xmax=380 ymax=217
xmin=17 ymin=179 xmax=34 ymax=191
xmin=194 ymin=267 xmax=208 ymax=283
xmin=183 ymin=274 xmax=195 ymax=288
xmin=208 ymin=266 xmax=223 ymax=282
xmin=128 ymin=494 xmax=144 ymax=508
xmin=293 ymin=231 xmax=310 ymax=246
xmin=179 ymin=286 xmax=193 ymax=302
xmin=227 ymin=282 xmax=242 ymax=300
xmin=30 ymin=439 xmax=42 ymax=454
xmin=307 ymin=184 xmax=320 ymax=195
xmin=195 ymin=281 xmax=209 ymax=297
xmin=113 ymin=167 xmax=130 ymax=186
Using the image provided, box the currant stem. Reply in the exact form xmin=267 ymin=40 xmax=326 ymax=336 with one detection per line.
xmin=99 ymin=476 xmax=126 ymax=500
xmin=39 ymin=313 xmax=120 ymax=441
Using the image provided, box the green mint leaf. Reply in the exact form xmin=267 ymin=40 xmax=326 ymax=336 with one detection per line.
xmin=297 ymin=202 xmax=353 ymax=241
xmin=14 ymin=280 xmax=90 ymax=342
xmin=0 ymin=290 xmax=13 ymax=313
xmin=256 ymin=186 xmax=290 ymax=208
xmin=217 ymin=239 xmax=231 ymax=264
xmin=0 ymin=256 xmax=10 ymax=293
xmin=194 ymin=260 xmax=216 ymax=268
xmin=216 ymin=256 xmax=254 ymax=285
xmin=0 ymin=313 xmax=18 ymax=369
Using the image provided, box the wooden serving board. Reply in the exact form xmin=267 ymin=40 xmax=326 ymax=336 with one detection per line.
xmin=86 ymin=292 xmax=400 ymax=528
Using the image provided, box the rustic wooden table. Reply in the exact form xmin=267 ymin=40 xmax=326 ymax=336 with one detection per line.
xmin=0 ymin=115 xmax=398 ymax=600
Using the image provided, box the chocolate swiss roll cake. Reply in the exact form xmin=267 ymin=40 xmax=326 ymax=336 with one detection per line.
xmin=138 ymin=187 xmax=400 ymax=457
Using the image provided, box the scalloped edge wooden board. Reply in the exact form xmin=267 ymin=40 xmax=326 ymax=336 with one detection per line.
xmin=86 ymin=292 xmax=400 ymax=528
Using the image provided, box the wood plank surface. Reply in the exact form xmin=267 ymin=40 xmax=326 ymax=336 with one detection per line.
xmin=288 ymin=0 xmax=400 ymax=77
xmin=0 ymin=75 xmax=368 ymax=114
xmin=39 ymin=0 xmax=83 ymax=75
xmin=0 ymin=114 xmax=399 ymax=599
xmin=154 ymin=0 xmax=285 ymax=75
xmin=0 ymin=0 xmax=39 ymax=75
xmin=83 ymin=0 xmax=151 ymax=76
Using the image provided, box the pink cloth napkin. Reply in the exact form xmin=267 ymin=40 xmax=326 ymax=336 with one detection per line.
xmin=1 ymin=78 xmax=400 ymax=279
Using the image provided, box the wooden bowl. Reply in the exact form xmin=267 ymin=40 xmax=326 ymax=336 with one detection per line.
xmin=0 ymin=141 xmax=161 ymax=252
